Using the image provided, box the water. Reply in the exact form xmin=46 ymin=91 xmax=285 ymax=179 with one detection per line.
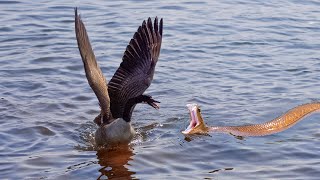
xmin=1 ymin=0 xmax=320 ymax=179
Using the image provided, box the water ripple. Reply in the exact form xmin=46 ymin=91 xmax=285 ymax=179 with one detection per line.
xmin=0 ymin=0 xmax=320 ymax=179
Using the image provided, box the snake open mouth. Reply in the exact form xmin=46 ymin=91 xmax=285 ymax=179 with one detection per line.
xmin=182 ymin=104 xmax=200 ymax=134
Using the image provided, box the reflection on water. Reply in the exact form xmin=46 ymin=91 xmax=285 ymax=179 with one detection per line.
xmin=96 ymin=145 xmax=135 ymax=179
xmin=208 ymin=167 xmax=234 ymax=174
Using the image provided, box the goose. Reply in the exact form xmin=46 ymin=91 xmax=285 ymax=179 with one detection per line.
xmin=74 ymin=8 xmax=163 ymax=146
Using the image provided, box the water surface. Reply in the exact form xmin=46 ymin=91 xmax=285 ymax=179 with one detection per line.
xmin=1 ymin=0 xmax=320 ymax=179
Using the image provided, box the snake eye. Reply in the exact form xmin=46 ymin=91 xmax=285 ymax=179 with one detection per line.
xmin=198 ymin=108 xmax=201 ymax=113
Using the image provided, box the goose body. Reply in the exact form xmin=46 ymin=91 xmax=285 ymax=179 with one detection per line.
xmin=74 ymin=8 xmax=163 ymax=146
xmin=95 ymin=119 xmax=135 ymax=146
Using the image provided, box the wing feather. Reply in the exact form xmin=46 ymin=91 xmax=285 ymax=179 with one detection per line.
xmin=108 ymin=17 xmax=163 ymax=118
xmin=75 ymin=8 xmax=112 ymax=120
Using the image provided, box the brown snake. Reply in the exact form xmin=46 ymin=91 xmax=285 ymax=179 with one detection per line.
xmin=182 ymin=102 xmax=320 ymax=136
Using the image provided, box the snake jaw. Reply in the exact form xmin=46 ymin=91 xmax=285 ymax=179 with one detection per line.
xmin=182 ymin=104 xmax=201 ymax=134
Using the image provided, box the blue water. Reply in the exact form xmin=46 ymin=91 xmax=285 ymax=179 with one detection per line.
xmin=0 ymin=0 xmax=320 ymax=179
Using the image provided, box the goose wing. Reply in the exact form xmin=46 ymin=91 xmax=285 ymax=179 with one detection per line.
xmin=75 ymin=8 xmax=112 ymax=120
xmin=108 ymin=17 xmax=163 ymax=118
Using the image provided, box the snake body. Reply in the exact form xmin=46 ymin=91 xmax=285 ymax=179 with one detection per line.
xmin=183 ymin=102 xmax=320 ymax=136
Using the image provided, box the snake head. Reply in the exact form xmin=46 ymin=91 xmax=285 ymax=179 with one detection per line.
xmin=182 ymin=103 xmax=208 ymax=135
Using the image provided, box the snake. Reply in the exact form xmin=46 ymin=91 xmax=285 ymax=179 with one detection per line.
xmin=182 ymin=102 xmax=320 ymax=136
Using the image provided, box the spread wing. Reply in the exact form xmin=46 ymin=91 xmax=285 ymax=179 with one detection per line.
xmin=108 ymin=17 xmax=163 ymax=118
xmin=75 ymin=8 xmax=112 ymax=120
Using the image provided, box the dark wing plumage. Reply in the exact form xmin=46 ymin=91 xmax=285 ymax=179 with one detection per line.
xmin=75 ymin=8 xmax=112 ymax=120
xmin=108 ymin=17 xmax=163 ymax=118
